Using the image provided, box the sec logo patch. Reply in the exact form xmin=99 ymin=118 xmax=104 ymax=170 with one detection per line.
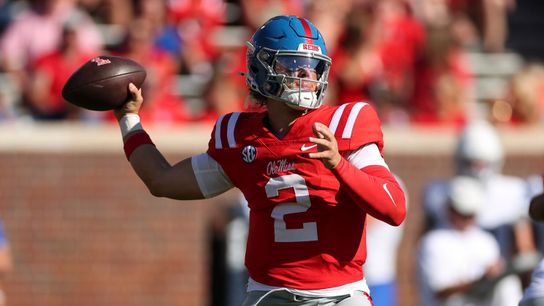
xmin=241 ymin=145 xmax=257 ymax=163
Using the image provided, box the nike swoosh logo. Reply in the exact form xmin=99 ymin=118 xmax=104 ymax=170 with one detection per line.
xmin=300 ymin=144 xmax=317 ymax=151
xmin=383 ymin=183 xmax=397 ymax=207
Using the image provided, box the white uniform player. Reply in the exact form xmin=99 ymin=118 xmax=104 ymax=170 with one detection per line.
xmin=418 ymin=176 xmax=523 ymax=306
xmin=423 ymin=120 xmax=536 ymax=259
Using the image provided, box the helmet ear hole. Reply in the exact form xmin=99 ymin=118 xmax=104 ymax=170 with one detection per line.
xmin=257 ymin=50 xmax=272 ymax=64
xmin=263 ymin=82 xmax=280 ymax=96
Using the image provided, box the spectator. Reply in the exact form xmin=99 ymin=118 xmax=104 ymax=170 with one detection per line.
xmin=408 ymin=22 xmax=473 ymax=126
xmin=0 ymin=0 xmax=101 ymax=71
xmin=26 ymin=19 xmax=99 ymax=120
xmin=480 ymin=0 xmax=515 ymax=53
xmin=409 ymin=0 xmax=515 ymax=53
xmin=239 ymin=0 xmax=304 ymax=31
xmin=111 ymin=17 xmax=189 ymax=124
xmin=0 ymin=219 xmax=12 ymax=306
xmin=199 ymin=48 xmax=249 ymax=122
xmin=409 ymin=0 xmax=480 ymax=51
xmin=77 ymin=0 xmax=133 ymax=27
xmin=0 ymin=72 xmax=19 ymax=120
xmin=0 ymin=0 xmax=24 ymax=36
xmin=329 ymin=0 xmax=425 ymax=125
xmin=418 ymin=175 xmax=523 ymax=306
xmin=167 ymin=0 xmax=226 ymax=76
xmin=490 ymin=63 xmax=544 ymax=126
xmin=329 ymin=4 xmax=384 ymax=107
xmin=374 ymin=0 xmax=425 ymax=123
xmin=0 ymin=0 xmax=103 ymax=120
xmin=134 ymin=0 xmax=182 ymax=59
xmin=304 ymin=0 xmax=351 ymax=58
xmin=423 ymin=120 xmax=540 ymax=290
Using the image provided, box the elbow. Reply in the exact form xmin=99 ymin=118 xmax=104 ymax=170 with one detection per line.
xmin=390 ymin=209 xmax=407 ymax=226
xmin=383 ymin=192 xmax=408 ymax=226
xmin=146 ymin=179 xmax=167 ymax=198
xmin=371 ymin=208 xmax=406 ymax=226
xmin=383 ymin=201 xmax=407 ymax=226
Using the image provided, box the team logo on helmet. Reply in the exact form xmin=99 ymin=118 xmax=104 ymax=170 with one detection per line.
xmin=298 ymin=43 xmax=321 ymax=53
xmin=241 ymin=145 xmax=257 ymax=164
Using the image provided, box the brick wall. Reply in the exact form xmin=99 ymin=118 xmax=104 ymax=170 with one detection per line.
xmin=0 ymin=124 xmax=542 ymax=306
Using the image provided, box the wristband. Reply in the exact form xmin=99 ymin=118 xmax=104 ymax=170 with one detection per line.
xmin=123 ymin=131 xmax=154 ymax=160
xmin=119 ymin=114 xmax=143 ymax=138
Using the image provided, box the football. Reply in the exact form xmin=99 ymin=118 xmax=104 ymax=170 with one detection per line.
xmin=62 ymin=55 xmax=147 ymax=111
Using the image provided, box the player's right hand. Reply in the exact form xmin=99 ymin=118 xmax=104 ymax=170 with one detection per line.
xmin=309 ymin=122 xmax=341 ymax=169
xmin=114 ymin=83 xmax=143 ymax=121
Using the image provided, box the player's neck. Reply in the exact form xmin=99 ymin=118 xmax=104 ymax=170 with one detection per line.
xmin=265 ymin=101 xmax=307 ymax=138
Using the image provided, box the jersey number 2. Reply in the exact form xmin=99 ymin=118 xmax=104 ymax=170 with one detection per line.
xmin=265 ymin=174 xmax=318 ymax=242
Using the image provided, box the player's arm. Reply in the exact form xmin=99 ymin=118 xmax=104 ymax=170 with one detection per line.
xmin=115 ymin=84 xmax=233 ymax=200
xmin=309 ymin=122 xmax=406 ymax=226
xmin=125 ymin=142 xmax=203 ymax=199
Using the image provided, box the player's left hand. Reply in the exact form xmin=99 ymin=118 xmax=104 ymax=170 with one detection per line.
xmin=309 ymin=122 xmax=342 ymax=169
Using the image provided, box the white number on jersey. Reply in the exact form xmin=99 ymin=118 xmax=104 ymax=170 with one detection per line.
xmin=265 ymin=174 xmax=318 ymax=242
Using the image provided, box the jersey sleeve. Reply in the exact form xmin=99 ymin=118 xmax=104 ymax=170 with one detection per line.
xmin=331 ymin=159 xmax=407 ymax=226
xmin=328 ymin=104 xmax=405 ymax=225
xmin=191 ymin=153 xmax=234 ymax=198
xmin=328 ymin=102 xmax=384 ymax=152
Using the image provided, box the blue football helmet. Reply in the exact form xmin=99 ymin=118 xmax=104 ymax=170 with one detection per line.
xmin=245 ymin=16 xmax=332 ymax=109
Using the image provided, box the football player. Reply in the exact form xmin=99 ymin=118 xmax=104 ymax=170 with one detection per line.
xmin=114 ymin=15 xmax=407 ymax=306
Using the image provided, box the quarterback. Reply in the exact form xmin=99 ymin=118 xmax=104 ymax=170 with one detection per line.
xmin=114 ymin=15 xmax=406 ymax=306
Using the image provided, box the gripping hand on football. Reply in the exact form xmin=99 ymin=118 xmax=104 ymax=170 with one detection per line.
xmin=114 ymin=83 xmax=143 ymax=121
xmin=309 ymin=122 xmax=341 ymax=169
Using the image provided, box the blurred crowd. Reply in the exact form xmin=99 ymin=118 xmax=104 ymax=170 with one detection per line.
xmin=0 ymin=0 xmax=544 ymax=127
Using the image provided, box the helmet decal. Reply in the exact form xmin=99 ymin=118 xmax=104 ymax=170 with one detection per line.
xmin=296 ymin=17 xmax=315 ymax=44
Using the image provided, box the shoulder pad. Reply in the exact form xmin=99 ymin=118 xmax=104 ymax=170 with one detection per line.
xmin=209 ymin=112 xmax=242 ymax=150
xmin=328 ymin=102 xmax=384 ymax=151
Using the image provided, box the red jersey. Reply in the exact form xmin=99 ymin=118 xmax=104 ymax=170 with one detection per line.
xmin=206 ymin=102 xmax=388 ymax=289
